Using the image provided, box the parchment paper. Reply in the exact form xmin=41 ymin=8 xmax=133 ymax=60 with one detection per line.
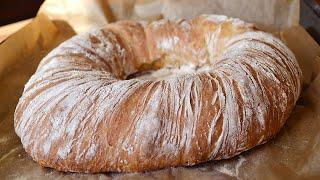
xmin=108 ymin=0 xmax=300 ymax=31
xmin=0 ymin=0 xmax=320 ymax=179
xmin=38 ymin=0 xmax=110 ymax=34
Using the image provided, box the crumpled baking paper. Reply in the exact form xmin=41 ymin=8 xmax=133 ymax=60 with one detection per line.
xmin=0 ymin=0 xmax=319 ymax=179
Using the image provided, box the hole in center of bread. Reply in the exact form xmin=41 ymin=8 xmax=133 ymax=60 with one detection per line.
xmin=125 ymin=63 xmax=213 ymax=80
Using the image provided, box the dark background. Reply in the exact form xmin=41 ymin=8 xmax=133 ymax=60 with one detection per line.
xmin=0 ymin=0 xmax=44 ymax=26
xmin=0 ymin=0 xmax=319 ymax=43
xmin=301 ymin=0 xmax=320 ymax=44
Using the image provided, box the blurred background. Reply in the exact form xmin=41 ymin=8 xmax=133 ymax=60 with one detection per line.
xmin=0 ymin=0 xmax=319 ymax=43
xmin=0 ymin=0 xmax=44 ymax=26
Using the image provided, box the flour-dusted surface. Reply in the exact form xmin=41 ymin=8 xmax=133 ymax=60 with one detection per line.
xmin=14 ymin=15 xmax=302 ymax=173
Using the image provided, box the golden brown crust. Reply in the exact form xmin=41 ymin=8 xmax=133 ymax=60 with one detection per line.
xmin=14 ymin=14 xmax=302 ymax=173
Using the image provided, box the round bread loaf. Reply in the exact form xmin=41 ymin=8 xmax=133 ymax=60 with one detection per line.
xmin=14 ymin=15 xmax=302 ymax=173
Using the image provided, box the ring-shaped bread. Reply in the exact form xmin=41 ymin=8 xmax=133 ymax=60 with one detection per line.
xmin=14 ymin=15 xmax=302 ymax=173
